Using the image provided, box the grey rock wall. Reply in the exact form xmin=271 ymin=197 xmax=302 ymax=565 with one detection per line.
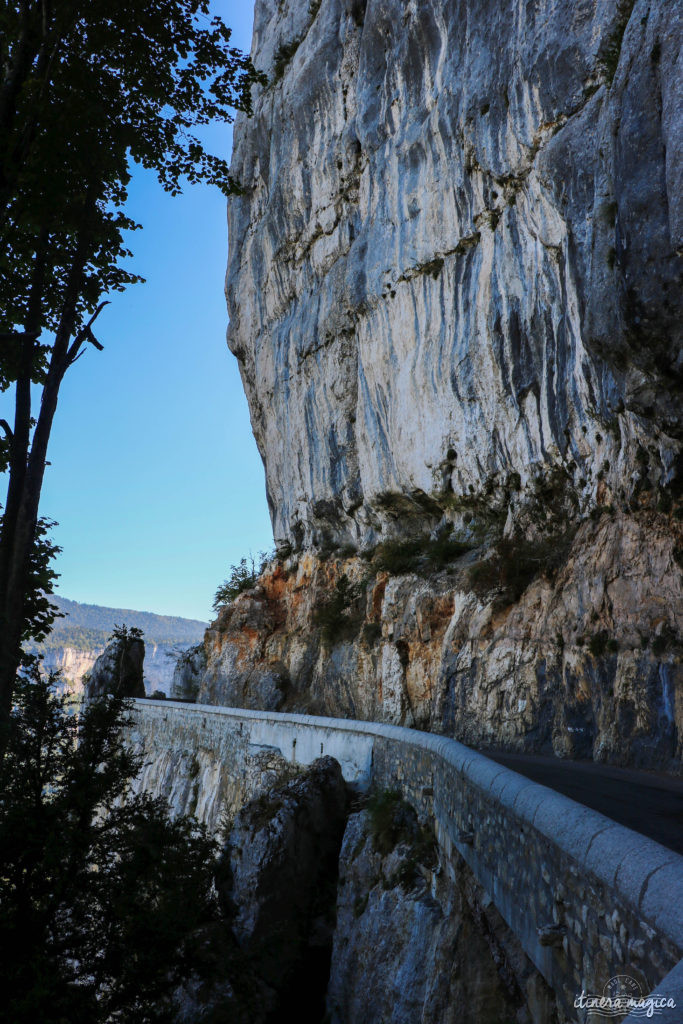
xmin=220 ymin=756 xmax=348 ymax=1018
xmin=170 ymin=642 xmax=207 ymax=701
xmin=84 ymin=635 xmax=145 ymax=699
xmin=40 ymin=642 xmax=194 ymax=698
xmin=227 ymin=0 xmax=682 ymax=551
xmin=328 ymin=808 xmax=552 ymax=1024
xmin=200 ymin=512 xmax=682 ymax=771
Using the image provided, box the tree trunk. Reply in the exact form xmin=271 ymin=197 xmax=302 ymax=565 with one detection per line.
xmin=0 ymin=227 xmax=87 ymax=741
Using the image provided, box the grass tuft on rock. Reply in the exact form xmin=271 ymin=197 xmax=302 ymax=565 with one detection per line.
xmin=371 ymin=532 xmax=473 ymax=576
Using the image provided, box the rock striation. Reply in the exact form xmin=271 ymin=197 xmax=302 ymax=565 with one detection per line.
xmin=228 ymin=0 xmax=681 ymax=551
xmin=170 ymin=642 xmax=207 ymax=701
xmin=213 ymin=0 xmax=683 ymax=769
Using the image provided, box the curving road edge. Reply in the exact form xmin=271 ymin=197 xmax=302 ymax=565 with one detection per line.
xmin=131 ymin=699 xmax=683 ymax=1023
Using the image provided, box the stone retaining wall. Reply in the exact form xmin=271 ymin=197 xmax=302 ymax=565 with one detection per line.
xmin=130 ymin=700 xmax=683 ymax=1022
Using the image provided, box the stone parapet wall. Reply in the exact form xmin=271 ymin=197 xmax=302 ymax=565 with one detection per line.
xmin=129 ymin=700 xmax=683 ymax=1021
xmin=371 ymin=736 xmax=682 ymax=1022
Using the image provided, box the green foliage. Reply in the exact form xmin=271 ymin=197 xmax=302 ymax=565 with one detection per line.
xmin=366 ymin=789 xmax=437 ymax=888
xmin=468 ymin=531 xmax=574 ymax=605
xmin=272 ymin=37 xmax=303 ymax=84
xmin=0 ymin=2 xmax=265 ymax=714
xmin=651 ymin=627 xmax=676 ymax=657
xmin=0 ymin=667 xmax=229 ymax=1023
xmin=367 ymin=789 xmax=406 ymax=855
xmin=587 ymin=631 xmax=619 ymax=657
xmin=589 ymin=504 xmax=615 ymax=521
xmin=598 ymin=1 xmax=636 ymax=85
xmin=371 ymin=538 xmax=423 ymax=574
xmin=371 ymin=532 xmax=473 ymax=576
xmin=111 ymin=623 xmax=144 ymax=643
xmin=417 ymin=256 xmax=444 ymax=280
xmin=313 ymin=574 xmax=364 ymax=645
xmin=213 ymin=555 xmax=262 ymax=609
xmin=20 ymin=517 xmax=63 ymax=649
xmin=362 ymin=621 xmax=383 ymax=646
xmin=1 ymin=2 xmax=265 ymax=347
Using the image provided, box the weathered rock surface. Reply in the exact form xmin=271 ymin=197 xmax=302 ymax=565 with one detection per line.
xmin=327 ymin=803 xmax=558 ymax=1023
xmin=40 ymin=641 xmax=189 ymax=698
xmin=228 ymin=0 xmax=682 ymax=551
xmin=170 ymin=642 xmax=207 ymax=701
xmin=40 ymin=645 xmax=104 ymax=695
xmin=199 ymin=507 xmax=682 ymax=770
xmin=130 ymin=710 xmax=303 ymax=832
xmin=219 ymin=756 xmax=349 ymax=1020
xmin=170 ymin=756 xmax=349 ymax=1024
xmin=84 ymin=633 xmax=145 ymax=699
xmin=214 ymin=0 xmax=683 ymax=769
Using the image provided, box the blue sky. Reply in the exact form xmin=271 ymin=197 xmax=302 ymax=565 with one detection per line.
xmin=5 ymin=1 xmax=269 ymax=623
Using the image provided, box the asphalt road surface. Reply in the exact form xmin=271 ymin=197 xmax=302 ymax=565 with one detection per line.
xmin=486 ymin=752 xmax=683 ymax=855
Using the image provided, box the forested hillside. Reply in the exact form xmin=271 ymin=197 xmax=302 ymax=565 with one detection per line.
xmin=33 ymin=596 xmax=207 ymax=652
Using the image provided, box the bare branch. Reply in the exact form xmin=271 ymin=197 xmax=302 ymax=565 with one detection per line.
xmin=0 ymin=419 xmax=14 ymax=441
xmin=84 ymin=326 xmax=104 ymax=351
xmin=64 ymin=300 xmax=110 ymax=367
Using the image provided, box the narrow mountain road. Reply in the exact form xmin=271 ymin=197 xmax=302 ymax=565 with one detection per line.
xmin=487 ymin=751 xmax=683 ymax=854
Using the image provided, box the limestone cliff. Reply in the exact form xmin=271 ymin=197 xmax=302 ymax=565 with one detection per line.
xmin=84 ymin=631 xmax=145 ymax=699
xmin=212 ymin=0 xmax=682 ymax=769
xmin=328 ymin=804 xmax=557 ymax=1024
xmin=228 ymin=0 xmax=681 ymax=550
xmin=199 ymin=512 xmax=682 ymax=769
xmin=42 ymin=641 xmax=186 ymax=697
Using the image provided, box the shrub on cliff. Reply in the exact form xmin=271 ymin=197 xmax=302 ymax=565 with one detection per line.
xmin=366 ymin=789 xmax=437 ymax=887
xmin=213 ymin=555 xmax=261 ymax=609
xmin=468 ymin=530 xmax=575 ymax=605
xmin=0 ymin=667 xmax=230 ymax=1023
xmin=371 ymin=532 xmax=473 ymax=576
xmin=313 ymin=574 xmax=364 ymax=645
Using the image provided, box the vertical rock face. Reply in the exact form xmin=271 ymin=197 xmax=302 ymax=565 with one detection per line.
xmin=170 ymin=643 xmax=207 ymax=701
xmin=228 ymin=0 xmax=681 ymax=550
xmin=220 ymin=756 xmax=348 ymax=1019
xmin=199 ymin=512 xmax=682 ymax=770
xmin=327 ymin=803 xmax=558 ymax=1024
xmin=84 ymin=634 xmax=145 ymax=699
xmin=215 ymin=0 xmax=683 ymax=768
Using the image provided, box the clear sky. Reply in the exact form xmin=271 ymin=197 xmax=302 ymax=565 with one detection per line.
xmin=4 ymin=1 xmax=270 ymax=623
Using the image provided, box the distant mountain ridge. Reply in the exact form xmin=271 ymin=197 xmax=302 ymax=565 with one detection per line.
xmin=29 ymin=596 xmax=208 ymax=696
xmin=38 ymin=595 xmax=207 ymax=651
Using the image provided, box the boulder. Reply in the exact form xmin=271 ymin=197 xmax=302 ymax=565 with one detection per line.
xmin=84 ymin=633 xmax=145 ymax=699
